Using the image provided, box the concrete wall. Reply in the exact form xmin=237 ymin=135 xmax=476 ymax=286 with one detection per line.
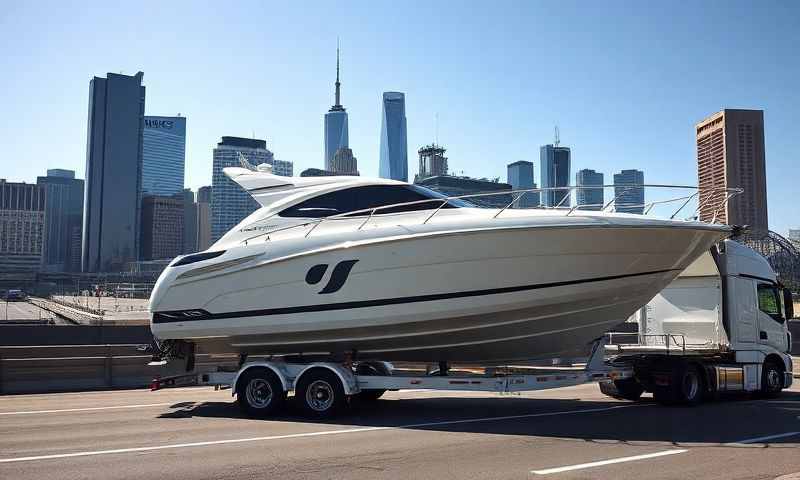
xmin=0 ymin=344 xmax=237 ymax=394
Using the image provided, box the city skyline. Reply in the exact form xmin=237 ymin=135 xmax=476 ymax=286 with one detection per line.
xmin=1 ymin=2 xmax=798 ymax=233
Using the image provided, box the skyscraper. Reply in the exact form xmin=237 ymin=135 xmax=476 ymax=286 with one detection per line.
xmin=36 ymin=169 xmax=84 ymax=272
xmin=331 ymin=147 xmax=358 ymax=175
xmin=613 ymin=169 xmax=645 ymax=214
xmin=179 ymin=189 xmax=197 ymax=254
xmin=196 ymin=186 xmax=212 ymax=251
xmin=83 ymin=71 xmax=145 ymax=272
xmin=142 ymin=116 xmax=186 ymax=196
xmin=379 ymin=92 xmax=408 ymax=181
xmin=140 ymin=195 xmax=184 ymax=261
xmin=211 ymin=137 xmax=276 ymax=242
xmin=696 ymin=109 xmax=768 ymax=232
xmin=418 ymin=144 xmax=448 ymax=180
xmin=506 ymin=160 xmax=539 ymax=207
xmin=324 ymin=45 xmax=349 ymax=171
xmin=0 ymin=180 xmax=46 ymax=274
xmin=540 ymin=143 xmax=571 ymax=207
xmin=575 ymin=169 xmax=604 ymax=210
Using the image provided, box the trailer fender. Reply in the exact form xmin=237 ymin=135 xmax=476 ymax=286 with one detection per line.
xmin=294 ymin=363 xmax=359 ymax=395
xmin=232 ymin=362 xmax=291 ymax=397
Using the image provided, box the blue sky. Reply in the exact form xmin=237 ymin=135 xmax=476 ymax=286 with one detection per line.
xmin=1 ymin=1 xmax=798 ymax=233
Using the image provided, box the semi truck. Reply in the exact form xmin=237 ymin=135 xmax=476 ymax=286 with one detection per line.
xmin=150 ymin=239 xmax=793 ymax=418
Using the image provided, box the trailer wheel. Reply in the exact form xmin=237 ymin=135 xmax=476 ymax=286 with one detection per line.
xmin=599 ymin=378 xmax=644 ymax=401
xmin=237 ymin=368 xmax=286 ymax=418
xmin=295 ymin=369 xmax=347 ymax=418
xmin=355 ymin=362 xmax=389 ymax=402
xmin=760 ymin=361 xmax=784 ymax=398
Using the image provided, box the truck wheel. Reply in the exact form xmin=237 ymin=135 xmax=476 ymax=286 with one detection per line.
xmin=677 ymin=364 xmax=703 ymax=406
xmin=355 ymin=362 xmax=388 ymax=402
xmin=599 ymin=378 xmax=644 ymax=401
xmin=237 ymin=368 xmax=286 ymax=418
xmin=295 ymin=369 xmax=347 ymax=418
xmin=654 ymin=364 xmax=703 ymax=406
xmin=760 ymin=361 xmax=784 ymax=398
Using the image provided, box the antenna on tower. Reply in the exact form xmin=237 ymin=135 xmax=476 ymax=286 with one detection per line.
xmin=554 ymin=125 xmax=560 ymax=147
xmin=435 ymin=112 xmax=439 ymax=146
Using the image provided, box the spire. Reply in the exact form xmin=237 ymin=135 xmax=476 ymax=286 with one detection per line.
xmin=334 ymin=38 xmax=342 ymax=108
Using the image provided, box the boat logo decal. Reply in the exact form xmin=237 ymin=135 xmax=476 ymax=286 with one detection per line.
xmin=306 ymin=260 xmax=359 ymax=294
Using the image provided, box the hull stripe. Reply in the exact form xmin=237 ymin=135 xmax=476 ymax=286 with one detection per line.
xmin=152 ymin=268 xmax=679 ymax=324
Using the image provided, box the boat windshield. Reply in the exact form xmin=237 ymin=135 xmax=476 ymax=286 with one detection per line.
xmin=279 ymin=184 xmax=476 ymax=218
xmin=406 ymin=184 xmax=476 ymax=208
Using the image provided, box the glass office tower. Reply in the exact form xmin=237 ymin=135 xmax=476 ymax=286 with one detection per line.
xmin=83 ymin=71 xmax=145 ymax=272
xmin=575 ymin=169 xmax=604 ymax=210
xmin=613 ymin=169 xmax=645 ymax=214
xmin=540 ymin=144 xmax=571 ymax=207
xmin=379 ymin=92 xmax=408 ymax=181
xmin=142 ymin=116 xmax=186 ymax=196
xmin=324 ymin=46 xmax=349 ymax=171
xmin=507 ymin=160 xmax=539 ymax=207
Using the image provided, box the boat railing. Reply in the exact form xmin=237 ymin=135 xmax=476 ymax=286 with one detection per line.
xmin=239 ymin=184 xmax=742 ymax=245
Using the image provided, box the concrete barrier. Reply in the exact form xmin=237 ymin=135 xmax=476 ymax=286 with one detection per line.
xmin=0 ymin=344 xmax=238 ymax=394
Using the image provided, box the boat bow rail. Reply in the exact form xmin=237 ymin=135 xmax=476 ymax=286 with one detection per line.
xmin=238 ymin=184 xmax=742 ymax=245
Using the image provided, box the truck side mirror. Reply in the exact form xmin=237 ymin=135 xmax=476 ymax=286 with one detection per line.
xmin=783 ymin=288 xmax=794 ymax=319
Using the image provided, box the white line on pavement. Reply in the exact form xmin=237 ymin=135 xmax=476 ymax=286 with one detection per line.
xmin=726 ymin=431 xmax=800 ymax=445
xmin=531 ymin=449 xmax=688 ymax=475
xmin=0 ymin=403 xmax=174 ymax=416
xmin=0 ymin=403 xmax=647 ymax=464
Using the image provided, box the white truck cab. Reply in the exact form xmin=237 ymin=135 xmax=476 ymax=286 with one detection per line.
xmin=605 ymin=239 xmax=793 ymax=404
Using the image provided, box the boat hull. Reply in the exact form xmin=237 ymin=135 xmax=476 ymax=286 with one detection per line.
xmin=151 ymin=223 xmax=728 ymax=363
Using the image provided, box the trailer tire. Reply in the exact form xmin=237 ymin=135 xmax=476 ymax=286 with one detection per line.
xmin=599 ymin=378 xmax=644 ymax=401
xmin=236 ymin=368 xmax=286 ymax=418
xmin=355 ymin=362 xmax=388 ymax=402
xmin=295 ymin=369 xmax=347 ymax=418
xmin=760 ymin=360 xmax=784 ymax=398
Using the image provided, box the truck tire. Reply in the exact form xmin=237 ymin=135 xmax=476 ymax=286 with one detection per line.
xmin=295 ymin=369 xmax=348 ymax=418
xmin=237 ymin=368 xmax=286 ymax=418
xmin=599 ymin=378 xmax=644 ymax=401
xmin=760 ymin=361 xmax=784 ymax=398
xmin=355 ymin=362 xmax=389 ymax=402
xmin=654 ymin=364 xmax=703 ymax=406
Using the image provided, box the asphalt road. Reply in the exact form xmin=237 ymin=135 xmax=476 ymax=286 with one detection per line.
xmin=1 ymin=383 xmax=799 ymax=480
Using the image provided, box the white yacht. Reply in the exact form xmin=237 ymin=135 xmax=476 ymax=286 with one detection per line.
xmin=148 ymin=166 xmax=731 ymax=364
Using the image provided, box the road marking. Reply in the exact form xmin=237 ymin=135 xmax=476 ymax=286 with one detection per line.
xmin=0 ymin=403 xmax=646 ymax=463
xmin=531 ymin=449 xmax=688 ymax=475
xmin=0 ymin=403 xmax=174 ymax=416
xmin=726 ymin=431 xmax=800 ymax=445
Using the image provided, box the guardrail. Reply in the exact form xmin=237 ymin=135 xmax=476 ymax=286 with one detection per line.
xmin=240 ymin=184 xmax=742 ymax=245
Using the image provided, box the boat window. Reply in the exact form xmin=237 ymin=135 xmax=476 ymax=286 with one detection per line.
xmin=278 ymin=185 xmax=472 ymax=218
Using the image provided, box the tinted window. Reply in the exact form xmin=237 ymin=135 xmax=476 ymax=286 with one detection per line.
xmin=279 ymin=185 xmax=461 ymax=218
xmin=757 ymin=284 xmax=782 ymax=320
xmin=278 ymin=189 xmax=356 ymax=218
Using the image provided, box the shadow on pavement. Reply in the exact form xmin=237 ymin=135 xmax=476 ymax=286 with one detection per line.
xmin=158 ymin=389 xmax=800 ymax=446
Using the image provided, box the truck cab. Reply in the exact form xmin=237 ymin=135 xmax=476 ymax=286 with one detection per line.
xmin=605 ymin=239 xmax=793 ymax=404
